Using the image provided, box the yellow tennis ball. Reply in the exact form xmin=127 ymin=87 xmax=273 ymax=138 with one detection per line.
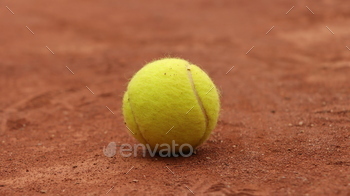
xmin=122 ymin=58 xmax=220 ymax=154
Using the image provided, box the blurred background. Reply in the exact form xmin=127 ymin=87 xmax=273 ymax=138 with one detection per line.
xmin=1 ymin=0 xmax=349 ymax=195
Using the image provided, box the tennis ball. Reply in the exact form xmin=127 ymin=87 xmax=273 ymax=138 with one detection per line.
xmin=122 ymin=58 xmax=220 ymax=153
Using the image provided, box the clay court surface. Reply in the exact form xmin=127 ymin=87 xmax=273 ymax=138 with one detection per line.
xmin=1 ymin=0 xmax=349 ymax=195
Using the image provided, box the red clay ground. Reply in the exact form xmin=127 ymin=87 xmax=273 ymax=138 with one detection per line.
xmin=0 ymin=0 xmax=349 ymax=195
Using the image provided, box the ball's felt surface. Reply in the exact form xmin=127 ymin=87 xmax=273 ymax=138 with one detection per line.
xmin=122 ymin=58 xmax=220 ymax=152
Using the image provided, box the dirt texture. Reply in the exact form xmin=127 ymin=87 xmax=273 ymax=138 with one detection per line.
xmin=0 ymin=0 xmax=349 ymax=195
